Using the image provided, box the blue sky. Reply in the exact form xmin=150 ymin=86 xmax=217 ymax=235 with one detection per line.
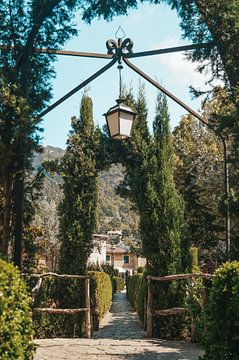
xmin=42 ymin=3 xmax=214 ymax=148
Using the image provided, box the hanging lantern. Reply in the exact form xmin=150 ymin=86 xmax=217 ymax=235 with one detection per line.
xmin=104 ymin=98 xmax=136 ymax=140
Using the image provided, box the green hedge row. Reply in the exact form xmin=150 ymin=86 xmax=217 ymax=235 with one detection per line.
xmin=88 ymin=271 xmax=112 ymax=331
xmin=127 ymin=273 xmax=145 ymax=323
xmin=113 ymin=276 xmax=124 ymax=293
xmin=0 ymin=259 xmax=34 ymax=360
xmin=88 ymin=271 xmax=112 ymax=319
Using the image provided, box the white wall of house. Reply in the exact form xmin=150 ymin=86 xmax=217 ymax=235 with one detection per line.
xmin=88 ymin=241 xmax=106 ymax=264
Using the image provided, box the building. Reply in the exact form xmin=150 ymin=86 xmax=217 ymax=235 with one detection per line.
xmin=88 ymin=234 xmax=109 ymax=264
xmin=88 ymin=234 xmax=146 ymax=274
xmin=105 ymin=243 xmax=146 ymax=275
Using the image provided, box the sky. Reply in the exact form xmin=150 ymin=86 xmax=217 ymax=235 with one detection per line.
xmin=42 ymin=2 xmax=214 ymax=149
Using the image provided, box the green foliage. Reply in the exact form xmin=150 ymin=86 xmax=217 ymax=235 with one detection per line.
xmin=0 ymin=259 xmax=34 ymax=359
xmin=137 ymin=266 xmax=145 ymax=273
xmin=0 ymin=0 xmax=81 ymax=259
xmin=127 ymin=273 xmax=146 ymax=323
xmin=58 ymin=95 xmax=99 ymax=275
xmin=88 ymin=271 xmax=112 ymax=319
xmin=152 ymin=280 xmax=188 ymax=339
xmin=113 ymin=276 xmax=124 ymax=292
xmin=145 ymin=92 xmax=186 ymax=275
xmin=202 ymin=261 xmax=239 ymax=359
xmin=173 ymin=114 xmax=224 ymax=257
xmin=101 ymin=263 xmax=119 ymax=278
xmin=184 ymin=275 xmax=211 ymax=342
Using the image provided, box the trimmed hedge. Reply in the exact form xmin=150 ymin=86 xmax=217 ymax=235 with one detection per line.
xmin=127 ymin=273 xmax=145 ymax=323
xmin=202 ymin=261 xmax=239 ymax=359
xmin=113 ymin=276 xmax=124 ymax=292
xmin=88 ymin=271 xmax=112 ymax=330
xmin=0 ymin=259 xmax=34 ymax=359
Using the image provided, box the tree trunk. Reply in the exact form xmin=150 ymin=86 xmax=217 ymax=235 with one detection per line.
xmin=13 ymin=172 xmax=24 ymax=269
xmin=1 ymin=174 xmax=13 ymax=257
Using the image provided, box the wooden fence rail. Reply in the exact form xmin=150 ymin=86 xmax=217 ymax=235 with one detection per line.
xmin=146 ymin=273 xmax=214 ymax=338
xmin=25 ymin=272 xmax=91 ymax=338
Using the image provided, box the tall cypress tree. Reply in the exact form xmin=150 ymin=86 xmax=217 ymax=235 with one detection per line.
xmin=143 ymin=92 xmax=186 ymax=276
xmin=146 ymin=92 xmax=188 ymax=338
xmin=58 ymin=94 xmax=99 ymax=275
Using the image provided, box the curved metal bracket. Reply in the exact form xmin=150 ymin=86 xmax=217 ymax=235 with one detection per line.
xmin=106 ymin=38 xmax=133 ymax=63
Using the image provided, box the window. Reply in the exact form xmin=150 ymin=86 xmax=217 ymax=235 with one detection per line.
xmin=106 ymin=255 xmax=111 ymax=262
xmin=123 ymin=255 xmax=129 ymax=264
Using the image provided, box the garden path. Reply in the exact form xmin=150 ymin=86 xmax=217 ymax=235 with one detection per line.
xmin=34 ymin=290 xmax=204 ymax=360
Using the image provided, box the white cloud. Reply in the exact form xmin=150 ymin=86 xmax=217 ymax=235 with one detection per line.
xmin=151 ymin=37 xmax=221 ymax=91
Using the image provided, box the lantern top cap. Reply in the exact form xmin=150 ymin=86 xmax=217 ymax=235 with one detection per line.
xmin=104 ymin=98 xmax=137 ymax=116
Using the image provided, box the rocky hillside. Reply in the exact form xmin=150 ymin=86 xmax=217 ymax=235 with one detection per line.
xmin=35 ymin=146 xmax=139 ymax=236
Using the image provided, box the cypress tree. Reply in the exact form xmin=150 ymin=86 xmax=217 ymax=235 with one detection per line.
xmin=146 ymin=92 xmax=188 ymax=338
xmin=143 ymin=92 xmax=186 ymax=276
xmin=58 ymin=94 xmax=99 ymax=275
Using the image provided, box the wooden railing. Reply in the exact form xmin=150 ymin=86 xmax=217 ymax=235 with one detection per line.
xmin=26 ymin=272 xmax=91 ymax=338
xmin=146 ymin=273 xmax=214 ymax=338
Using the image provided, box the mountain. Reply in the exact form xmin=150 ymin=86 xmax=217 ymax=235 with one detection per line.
xmin=34 ymin=146 xmax=139 ymax=236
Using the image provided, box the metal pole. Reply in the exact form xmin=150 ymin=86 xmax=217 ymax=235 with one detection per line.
xmin=125 ymin=42 xmax=214 ymax=59
xmin=123 ymin=56 xmax=230 ymax=261
xmin=222 ymin=138 xmax=231 ymax=261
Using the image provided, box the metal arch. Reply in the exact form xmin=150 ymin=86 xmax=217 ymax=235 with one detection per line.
xmin=38 ymin=57 xmax=118 ymax=119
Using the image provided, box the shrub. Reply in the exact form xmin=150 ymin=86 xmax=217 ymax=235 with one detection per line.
xmin=88 ymin=271 xmax=112 ymax=330
xmin=0 ymin=259 xmax=34 ymax=359
xmin=185 ymin=276 xmax=210 ymax=342
xmin=137 ymin=266 xmax=145 ymax=273
xmin=101 ymin=264 xmax=119 ymax=278
xmin=127 ymin=273 xmax=146 ymax=323
xmin=201 ymin=261 xmax=239 ymax=360
xmin=113 ymin=276 xmax=124 ymax=292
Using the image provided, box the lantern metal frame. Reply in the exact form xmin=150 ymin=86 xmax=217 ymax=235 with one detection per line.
xmin=104 ymin=98 xmax=137 ymax=139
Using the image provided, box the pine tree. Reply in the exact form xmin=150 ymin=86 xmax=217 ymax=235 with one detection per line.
xmin=58 ymin=95 xmax=99 ymax=275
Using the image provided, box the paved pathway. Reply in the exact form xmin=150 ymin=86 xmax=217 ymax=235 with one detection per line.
xmin=34 ymin=290 xmax=204 ymax=360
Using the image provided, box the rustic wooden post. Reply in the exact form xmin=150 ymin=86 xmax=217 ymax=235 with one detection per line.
xmin=189 ymin=277 xmax=196 ymax=342
xmin=146 ymin=276 xmax=153 ymax=338
xmin=85 ymin=277 xmax=91 ymax=338
xmin=144 ymin=289 xmax=147 ymax=331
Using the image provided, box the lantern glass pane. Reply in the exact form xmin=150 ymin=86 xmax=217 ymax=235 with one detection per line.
xmin=107 ymin=112 xmax=119 ymax=136
xmin=119 ymin=111 xmax=133 ymax=136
